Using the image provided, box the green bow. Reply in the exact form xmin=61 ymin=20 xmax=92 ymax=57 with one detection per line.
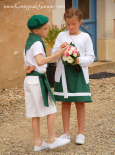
xmin=70 ymin=42 xmax=75 ymax=47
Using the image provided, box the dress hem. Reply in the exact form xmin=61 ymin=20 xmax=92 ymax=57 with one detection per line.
xmin=54 ymin=95 xmax=92 ymax=102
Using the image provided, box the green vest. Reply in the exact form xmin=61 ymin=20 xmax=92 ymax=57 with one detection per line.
xmin=25 ymin=33 xmax=56 ymax=107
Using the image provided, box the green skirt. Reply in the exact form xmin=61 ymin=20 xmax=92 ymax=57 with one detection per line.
xmin=54 ymin=64 xmax=92 ymax=102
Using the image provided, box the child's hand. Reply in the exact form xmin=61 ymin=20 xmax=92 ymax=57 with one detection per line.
xmin=60 ymin=42 xmax=69 ymax=48
xmin=76 ymin=58 xmax=79 ymax=64
xmin=58 ymin=45 xmax=69 ymax=56
xmin=23 ymin=64 xmax=35 ymax=73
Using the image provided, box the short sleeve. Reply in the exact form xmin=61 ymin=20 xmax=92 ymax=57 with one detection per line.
xmin=32 ymin=41 xmax=45 ymax=57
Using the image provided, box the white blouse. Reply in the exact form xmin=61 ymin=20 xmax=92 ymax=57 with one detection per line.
xmin=23 ymin=41 xmax=47 ymax=74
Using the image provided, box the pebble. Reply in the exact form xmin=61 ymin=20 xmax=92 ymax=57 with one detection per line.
xmin=0 ymin=70 xmax=115 ymax=154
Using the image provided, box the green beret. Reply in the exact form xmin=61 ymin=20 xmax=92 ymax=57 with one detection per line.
xmin=27 ymin=15 xmax=49 ymax=30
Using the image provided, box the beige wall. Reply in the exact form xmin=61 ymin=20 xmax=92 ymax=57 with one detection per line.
xmin=52 ymin=0 xmax=65 ymax=27
xmin=0 ymin=0 xmax=56 ymax=90
xmin=97 ymin=0 xmax=115 ymax=61
xmin=1 ymin=0 xmax=115 ymax=90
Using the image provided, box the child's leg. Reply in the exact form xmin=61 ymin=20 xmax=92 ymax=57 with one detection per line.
xmin=32 ymin=117 xmax=42 ymax=146
xmin=62 ymin=102 xmax=71 ymax=133
xmin=47 ymin=113 xmax=71 ymax=149
xmin=47 ymin=113 xmax=56 ymax=143
xmin=75 ymin=102 xmax=85 ymax=135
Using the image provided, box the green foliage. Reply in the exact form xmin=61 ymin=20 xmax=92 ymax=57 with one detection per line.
xmin=44 ymin=25 xmax=66 ymax=49
xmin=71 ymin=59 xmax=76 ymax=66
xmin=61 ymin=58 xmax=68 ymax=65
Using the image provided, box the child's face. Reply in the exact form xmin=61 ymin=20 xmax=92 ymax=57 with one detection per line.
xmin=36 ymin=23 xmax=49 ymax=38
xmin=65 ymin=17 xmax=82 ymax=34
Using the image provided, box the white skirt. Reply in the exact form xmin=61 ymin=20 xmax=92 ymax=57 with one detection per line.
xmin=24 ymin=76 xmax=57 ymax=118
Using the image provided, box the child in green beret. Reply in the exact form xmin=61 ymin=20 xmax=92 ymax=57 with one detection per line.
xmin=23 ymin=14 xmax=70 ymax=152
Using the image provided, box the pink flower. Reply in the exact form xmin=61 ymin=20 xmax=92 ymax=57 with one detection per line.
xmin=63 ymin=53 xmax=66 ymax=56
xmin=69 ymin=46 xmax=71 ymax=49
xmin=75 ymin=49 xmax=77 ymax=52
xmin=72 ymin=51 xmax=75 ymax=53
xmin=66 ymin=53 xmax=70 ymax=57
xmin=77 ymin=52 xmax=79 ymax=55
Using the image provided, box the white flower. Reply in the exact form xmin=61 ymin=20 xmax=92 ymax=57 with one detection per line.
xmin=63 ymin=56 xmax=67 ymax=61
xmin=68 ymin=50 xmax=72 ymax=55
xmin=71 ymin=47 xmax=75 ymax=51
xmin=73 ymin=53 xmax=77 ymax=57
xmin=67 ymin=56 xmax=74 ymax=63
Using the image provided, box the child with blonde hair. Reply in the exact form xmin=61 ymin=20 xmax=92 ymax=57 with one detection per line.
xmin=23 ymin=14 xmax=70 ymax=152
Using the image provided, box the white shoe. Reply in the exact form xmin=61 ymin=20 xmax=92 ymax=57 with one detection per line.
xmin=58 ymin=133 xmax=70 ymax=140
xmin=48 ymin=138 xmax=70 ymax=149
xmin=34 ymin=140 xmax=48 ymax=152
xmin=75 ymin=134 xmax=85 ymax=144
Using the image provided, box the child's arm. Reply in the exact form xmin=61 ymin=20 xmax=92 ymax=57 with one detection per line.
xmin=60 ymin=42 xmax=70 ymax=48
xmin=23 ymin=45 xmax=68 ymax=73
xmin=76 ymin=34 xmax=95 ymax=66
xmin=35 ymin=46 xmax=68 ymax=66
xmin=76 ymin=58 xmax=79 ymax=64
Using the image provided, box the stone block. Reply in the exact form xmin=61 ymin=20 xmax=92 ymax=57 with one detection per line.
xmin=97 ymin=20 xmax=114 ymax=39
xmin=97 ymin=39 xmax=106 ymax=61
xmin=97 ymin=39 xmax=115 ymax=61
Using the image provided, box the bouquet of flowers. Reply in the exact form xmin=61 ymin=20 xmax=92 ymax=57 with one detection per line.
xmin=61 ymin=45 xmax=80 ymax=71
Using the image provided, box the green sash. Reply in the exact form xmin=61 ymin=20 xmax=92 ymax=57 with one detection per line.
xmin=26 ymin=71 xmax=56 ymax=107
xmin=25 ymin=33 xmax=56 ymax=107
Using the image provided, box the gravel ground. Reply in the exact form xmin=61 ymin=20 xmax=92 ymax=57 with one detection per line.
xmin=0 ymin=70 xmax=115 ymax=155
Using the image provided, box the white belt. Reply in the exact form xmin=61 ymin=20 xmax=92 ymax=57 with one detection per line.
xmin=55 ymin=58 xmax=68 ymax=98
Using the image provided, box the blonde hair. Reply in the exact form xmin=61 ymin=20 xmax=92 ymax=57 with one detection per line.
xmin=64 ymin=8 xmax=87 ymax=28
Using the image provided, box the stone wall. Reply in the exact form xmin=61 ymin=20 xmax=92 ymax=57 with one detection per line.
xmin=0 ymin=0 xmax=56 ymax=89
xmin=97 ymin=0 xmax=115 ymax=61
